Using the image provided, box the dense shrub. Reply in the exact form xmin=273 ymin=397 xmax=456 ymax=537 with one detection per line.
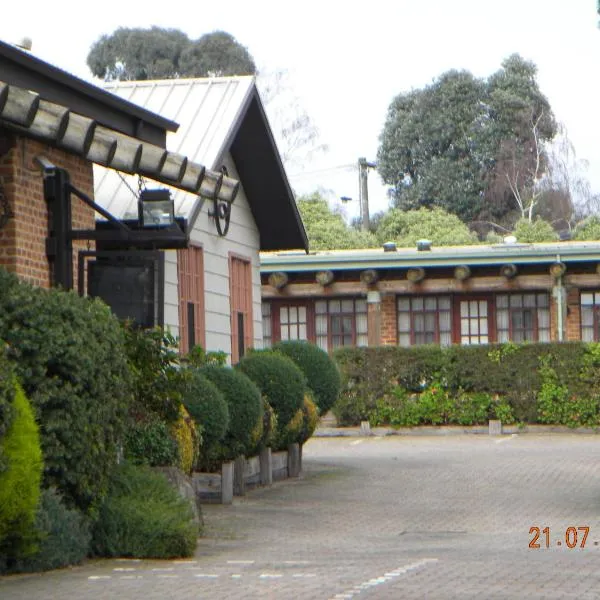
xmin=92 ymin=463 xmax=198 ymax=559
xmin=200 ymin=365 xmax=263 ymax=460
xmin=0 ymin=382 xmax=43 ymax=561
xmin=273 ymin=407 xmax=304 ymax=451
xmin=123 ymin=325 xmax=185 ymax=423
xmin=123 ymin=417 xmax=179 ymax=468
xmin=297 ymin=393 xmax=320 ymax=445
xmin=273 ymin=341 xmax=341 ymax=414
xmin=169 ymin=405 xmax=199 ymax=475
xmin=334 ymin=343 xmax=600 ymax=427
xmin=237 ymin=350 xmax=305 ymax=427
xmin=181 ymin=370 xmax=229 ymax=465
xmin=0 ymin=268 xmax=131 ymax=514
xmin=247 ymin=400 xmax=277 ymax=458
xmin=0 ymin=350 xmax=15 ymax=473
xmin=6 ymin=488 xmax=90 ymax=573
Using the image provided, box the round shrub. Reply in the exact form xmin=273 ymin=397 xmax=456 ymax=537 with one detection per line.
xmin=169 ymin=405 xmax=199 ymax=475
xmin=298 ymin=393 xmax=320 ymax=445
xmin=0 ymin=268 xmax=131 ymax=514
xmin=181 ymin=370 xmax=229 ymax=457
xmin=0 ymin=381 xmax=43 ymax=561
xmin=237 ymin=350 xmax=305 ymax=428
xmin=123 ymin=416 xmax=179 ymax=468
xmin=273 ymin=340 xmax=341 ymax=415
xmin=200 ymin=365 xmax=263 ymax=460
xmin=92 ymin=463 xmax=198 ymax=559
xmin=8 ymin=488 xmax=91 ymax=573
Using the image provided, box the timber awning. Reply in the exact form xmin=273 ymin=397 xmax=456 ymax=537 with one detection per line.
xmin=0 ymin=80 xmax=239 ymax=201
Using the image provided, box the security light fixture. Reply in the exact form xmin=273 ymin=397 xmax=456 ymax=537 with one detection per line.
xmin=138 ymin=188 xmax=175 ymax=227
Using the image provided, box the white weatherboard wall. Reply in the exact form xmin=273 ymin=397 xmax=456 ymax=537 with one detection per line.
xmin=163 ymin=153 xmax=263 ymax=361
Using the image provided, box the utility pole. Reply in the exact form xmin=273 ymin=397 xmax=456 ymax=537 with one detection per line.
xmin=358 ymin=157 xmax=376 ymax=232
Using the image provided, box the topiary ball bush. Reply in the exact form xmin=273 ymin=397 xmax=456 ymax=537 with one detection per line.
xmin=181 ymin=370 xmax=229 ymax=458
xmin=237 ymin=350 xmax=305 ymax=428
xmin=199 ymin=365 xmax=263 ymax=461
xmin=0 ymin=381 xmax=43 ymax=564
xmin=273 ymin=340 xmax=341 ymax=415
xmin=91 ymin=463 xmax=198 ymax=559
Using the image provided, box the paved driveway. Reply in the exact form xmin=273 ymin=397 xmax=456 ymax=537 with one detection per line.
xmin=2 ymin=434 xmax=600 ymax=599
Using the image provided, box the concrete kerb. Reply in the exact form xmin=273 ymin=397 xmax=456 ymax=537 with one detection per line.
xmin=314 ymin=424 xmax=600 ymax=437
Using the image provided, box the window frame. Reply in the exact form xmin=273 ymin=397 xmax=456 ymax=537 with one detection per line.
xmin=397 ymin=295 xmax=453 ymax=347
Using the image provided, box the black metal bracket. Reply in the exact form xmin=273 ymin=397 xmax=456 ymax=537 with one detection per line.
xmin=208 ymin=198 xmax=232 ymax=237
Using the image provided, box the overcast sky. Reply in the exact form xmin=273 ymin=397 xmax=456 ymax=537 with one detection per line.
xmin=1 ymin=1 xmax=599 ymax=221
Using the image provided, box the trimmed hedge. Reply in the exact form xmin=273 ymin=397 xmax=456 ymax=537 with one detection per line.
xmin=0 ymin=350 xmax=16 ymax=473
xmin=92 ymin=463 xmax=198 ymax=559
xmin=273 ymin=341 xmax=341 ymax=415
xmin=333 ymin=343 xmax=600 ymax=427
xmin=200 ymin=365 xmax=263 ymax=461
xmin=181 ymin=370 xmax=229 ymax=466
xmin=0 ymin=268 xmax=131 ymax=514
xmin=0 ymin=382 xmax=43 ymax=563
xmin=237 ymin=350 xmax=305 ymax=428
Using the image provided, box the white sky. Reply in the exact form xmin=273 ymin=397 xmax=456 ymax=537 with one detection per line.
xmin=2 ymin=0 xmax=599 ymax=221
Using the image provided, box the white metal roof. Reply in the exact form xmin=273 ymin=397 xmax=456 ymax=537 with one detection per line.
xmin=94 ymin=76 xmax=255 ymax=220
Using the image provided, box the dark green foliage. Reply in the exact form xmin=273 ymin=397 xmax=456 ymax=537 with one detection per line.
xmin=6 ymin=488 xmax=90 ymax=573
xmin=87 ymin=27 xmax=256 ymax=81
xmin=200 ymin=365 xmax=263 ymax=460
xmin=0 ymin=382 xmax=43 ymax=563
xmin=123 ymin=417 xmax=179 ymax=468
xmin=92 ymin=463 xmax=198 ymax=559
xmin=273 ymin=340 xmax=341 ymax=415
xmin=0 ymin=349 xmax=15 ymax=473
xmin=237 ymin=350 xmax=305 ymax=427
xmin=181 ymin=370 xmax=229 ymax=465
xmin=334 ymin=343 xmax=599 ymax=427
xmin=0 ymin=268 xmax=131 ymax=514
xmin=123 ymin=325 xmax=184 ymax=423
xmin=377 ymin=55 xmax=556 ymax=225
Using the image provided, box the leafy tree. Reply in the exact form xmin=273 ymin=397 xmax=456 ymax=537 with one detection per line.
xmin=376 ymin=207 xmax=479 ymax=247
xmin=378 ymin=55 xmax=556 ymax=225
xmin=297 ymin=192 xmax=378 ymax=250
xmin=87 ymin=27 xmax=256 ymax=81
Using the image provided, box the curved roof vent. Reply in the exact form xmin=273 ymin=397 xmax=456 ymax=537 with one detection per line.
xmin=383 ymin=241 xmax=397 ymax=252
xmin=416 ymin=239 xmax=432 ymax=251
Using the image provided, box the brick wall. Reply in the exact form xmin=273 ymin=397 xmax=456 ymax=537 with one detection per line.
xmin=566 ymin=286 xmax=581 ymax=342
xmin=380 ymin=294 xmax=397 ymax=345
xmin=0 ymin=132 xmax=95 ymax=289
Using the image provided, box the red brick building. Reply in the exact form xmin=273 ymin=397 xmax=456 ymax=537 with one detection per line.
xmin=260 ymin=240 xmax=600 ymax=350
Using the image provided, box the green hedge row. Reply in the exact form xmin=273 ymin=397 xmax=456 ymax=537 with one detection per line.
xmin=333 ymin=343 xmax=600 ymax=427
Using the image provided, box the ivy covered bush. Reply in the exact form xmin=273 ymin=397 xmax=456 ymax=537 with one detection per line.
xmin=181 ymin=370 xmax=229 ymax=470
xmin=237 ymin=350 xmax=305 ymax=429
xmin=0 ymin=269 xmax=131 ymax=514
xmin=200 ymin=365 xmax=263 ymax=461
xmin=0 ymin=382 xmax=43 ymax=566
xmin=273 ymin=340 xmax=341 ymax=415
xmin=92 ymin=463 xmax=198 ymax=559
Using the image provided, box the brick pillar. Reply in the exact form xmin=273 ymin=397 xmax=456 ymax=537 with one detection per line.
xmin=380 ymin=294 xmax=397 ymax=346
xmin=565 ymin=286 xmax=580 ymax=342
xmin=366 ymin=290 xmax=381 ymax=346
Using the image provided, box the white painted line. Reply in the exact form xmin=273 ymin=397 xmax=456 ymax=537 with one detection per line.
xmin=227 ymin=560 xmax=255 ymax=565
xmin=292 ymin=573 xmax=317 ymax=578
xmin=172 ymin=560 xmax=197 ymax=564
xmin=194 ymin=573 xmax=219 ymax=578
xmin=350 ymin=439 xmax=364 ymax=446
xmin=231 ymin=574 xmax=242 ymax=579
xmin=157 ymin=574 xmax=179 ymax=579
xmin=282 ymin=560 xmax=310 ymax=564
xmin=260 ymin=573 xmax=284 ymax=579
xmin=327 ymin=558 xmax=438 ymax=600
xmin=115 ymin=558 xmax=141 ymax=562
xmin=113 ymin=567 xmax=136 ymax=572
xmin=494 ymin=434 xmax=518 ymax=444
xmin=88 ymin=575 xmax=112 ymax=580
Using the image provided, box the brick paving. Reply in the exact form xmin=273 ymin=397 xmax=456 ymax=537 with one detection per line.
xmin=2 ymin=434 xmax=600 ymax=599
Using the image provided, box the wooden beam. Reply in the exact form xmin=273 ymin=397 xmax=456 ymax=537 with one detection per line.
xmin=59 ymin=112 xmax=96 ymax=156
xmin=86 ymin=127 xmax=117 ymax=166
xmin=159 ymin=152 xmax=187 ymax=183
xmin=1 ymin=84 xmax=39 ymax=127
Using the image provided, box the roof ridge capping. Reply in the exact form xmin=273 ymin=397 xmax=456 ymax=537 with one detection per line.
xmin=0 ymin=79 xmax=239 ymax=200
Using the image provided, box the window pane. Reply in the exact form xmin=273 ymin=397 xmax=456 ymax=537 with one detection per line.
xmin=470 ymin=300 xmax=479 ymax=314
xmin=356 ymin=313 xmax=368 ymax=334
xmin=480 ymin=319 xmax=488 ymax=335
xmin=440 ymin=332 xmax=452 ymax=346
xmin=329 ymin=300 xmax=341 ymax=314
xmin=424 ymin=297 xmax=436 ymax=310
xmin=424 ymin=313 xmax=436 ymax=332
xmin=460 ymin=302 xmax=469 ymax=317
xmin=289 ymin=306 xmax=298 ymax=323
xmin=496 ymin=295 xmax=508 ymax=309
xmin=399 ymin=333 xmax=411 ymax=347
xmin=497 ymin=309 xmax=509 ymax=332
xmin=262 ymin=302 xmax=271 ymax=317
xmin=510 ymin=295 xmax=522 ymax=308
xmin=281 ymin=327 xmax=289 ymax=341
xmin=357 ymin=333 xmax=369 ymax=347
xmin=470 ymin=319 xmax=479 ymax=335
xmin=582 ymin=307 xmax=594 ymax=327
xmin=398 ymin=297 xmax=410 ymax=311
xmin=538 ymin=293 xmax=549 ymax=307
xmin=414 ymin=314 xmax=425 ymax=332
xmin=582 ymin=327 xmax=594 ymax=342
xmin=316 ymin=314 xmax=327 ymax=335
xmin=581 ymin=293 xmax=594 ymax=306
xmin=438 ymin=296 xmax=451 ymax=311
xmin=538 ymin=309 xmax=550 ymax=329
xmin=342 ymin=317 xmax=353 ymax=334
xmin=398 ymin=313 xmax=410 ymax=333
xmin=412 ymin=297 xmax=424 ymax=311
xmin=461 ymin=318 xmax=469 ymax=335
xmin=331 ymin=316 xmax=342 ymax=334
xmin=439 ymin=310 xmax=451 ymax=332
xmin=356 ymin=299 xmax=367 ymax=313
xmin=480 ymin=335 xmax=488 ymax=344
xmin=315 ymin=300 xmax=327 ymax=314
xmin=280 ymin=307 xmax=288 ymax=324
xmin=341 ymin=299 xmax=354 ymax=314
xmin=298 ymin=324 xmax=307 ymax=339
xmin=299 ymin=306 xmax=307 ymax=322
xmin=316 ymin=336 xmax=328 ymax=351
xmin=497 ymin=330 xmax=509 ymax=343
xmin=479 ymin=301 xmax=488 ymax=317
xmin=523 ymin=294 xmax=536 ymax=308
